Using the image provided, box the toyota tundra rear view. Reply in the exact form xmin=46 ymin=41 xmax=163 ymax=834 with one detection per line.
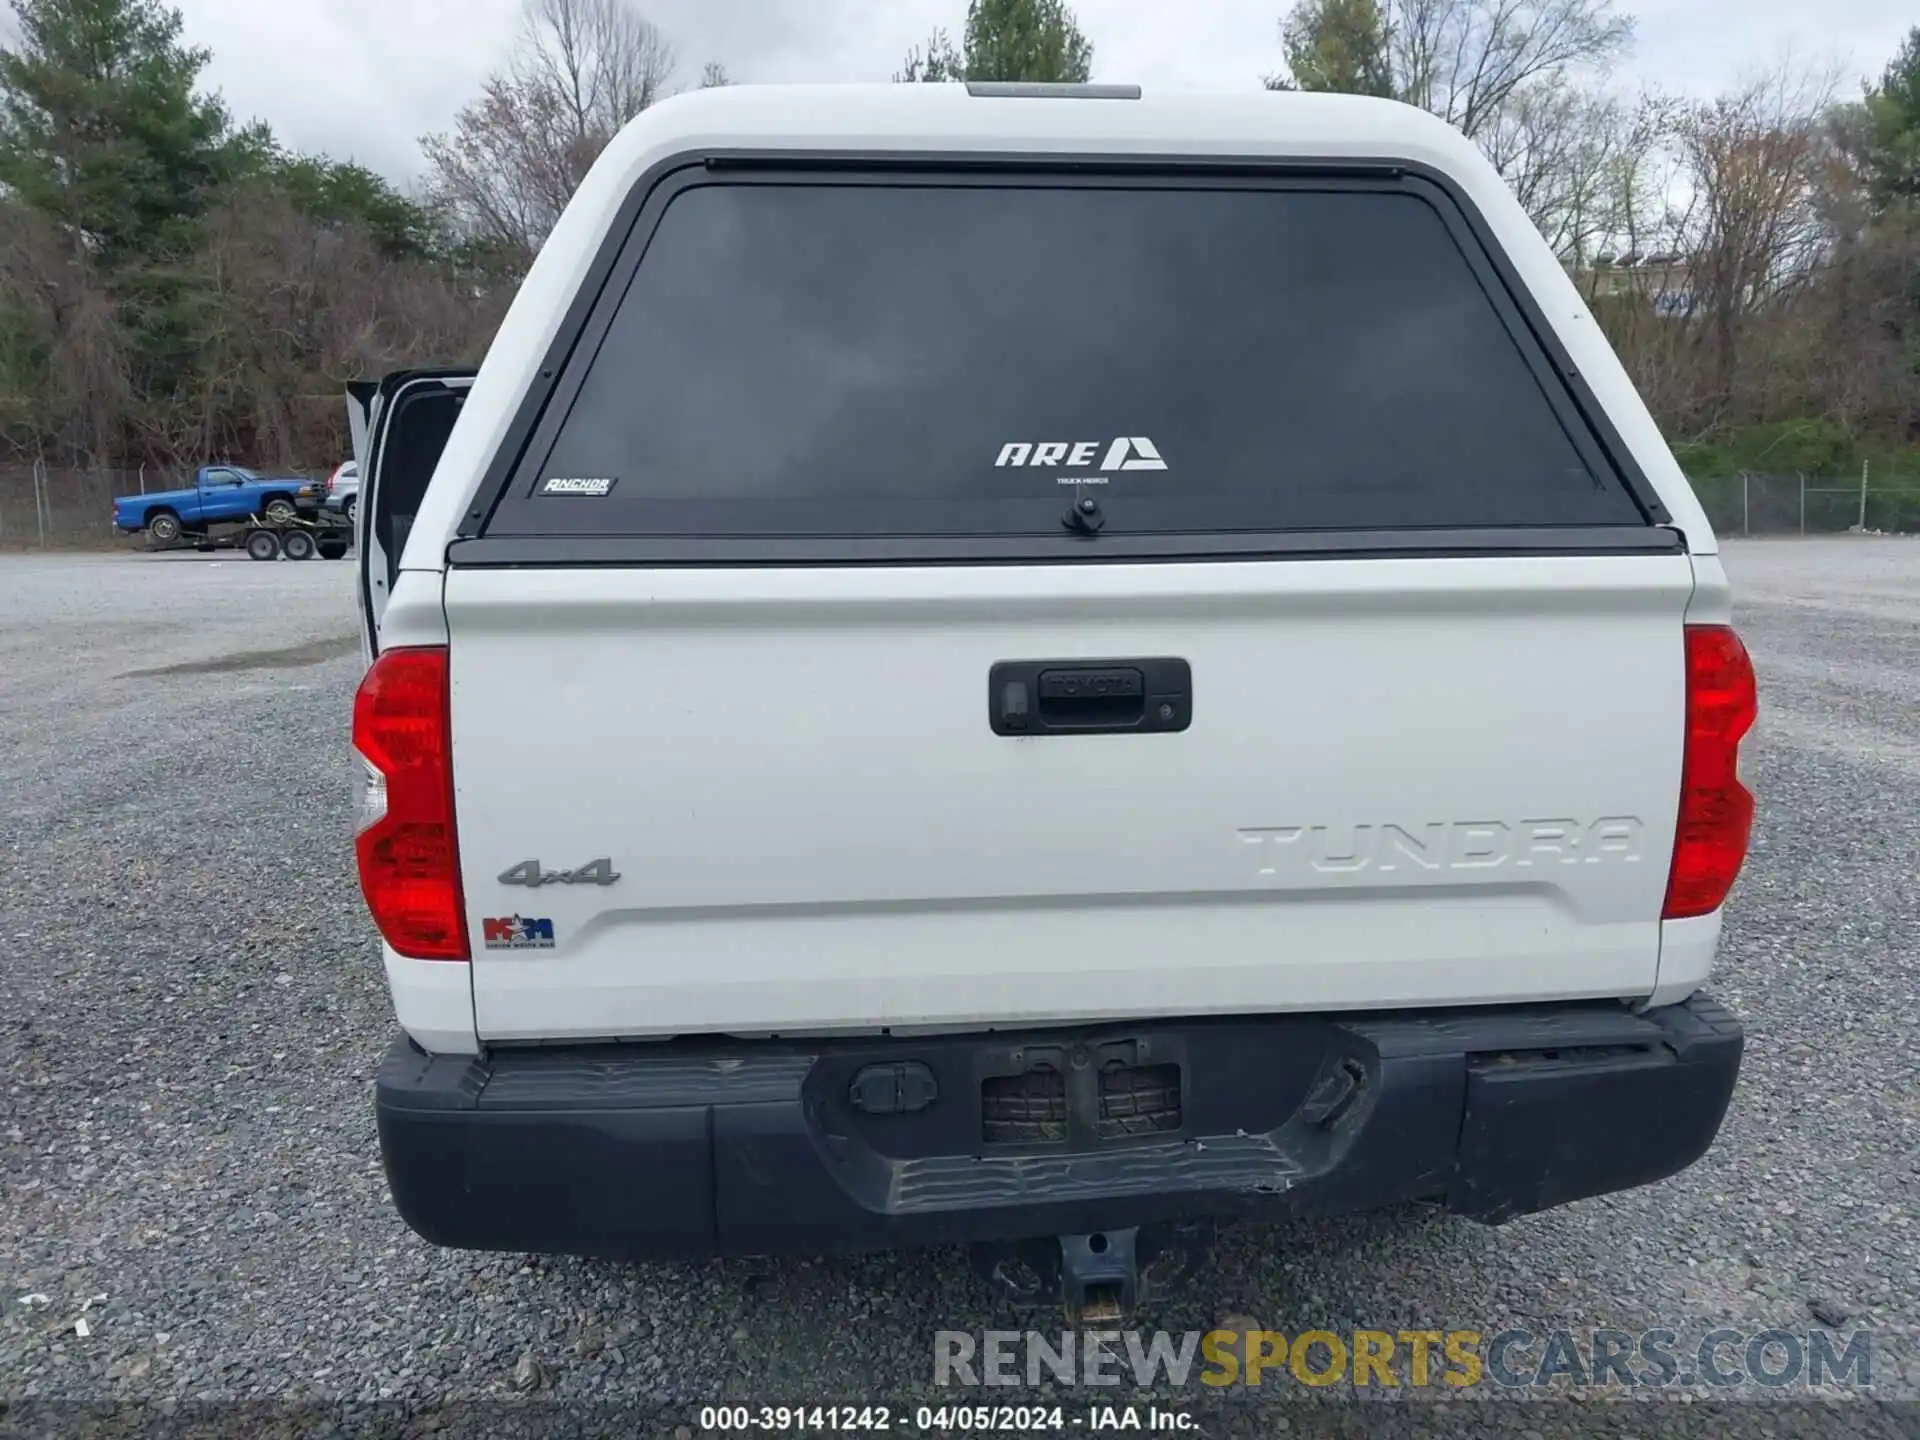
xmin=347 ymin=83 xmax=1754 ymax=1320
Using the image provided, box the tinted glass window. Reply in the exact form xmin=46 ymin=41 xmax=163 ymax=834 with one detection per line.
xmin=489 ymin=180 xmax=1644 ymax=539
xmin=375 ymin=388 xmax=463 ymax=586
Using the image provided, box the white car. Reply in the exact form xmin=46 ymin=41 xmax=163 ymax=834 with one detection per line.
xmin=322 ymin=460 xmax=359 ymax=522
xmin=345 ymin=82 xmax=1753 ymax=1320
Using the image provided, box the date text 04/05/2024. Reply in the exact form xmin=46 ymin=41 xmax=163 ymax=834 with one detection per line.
xmin=696 ymin=1405 xmax=1194 ymax=1432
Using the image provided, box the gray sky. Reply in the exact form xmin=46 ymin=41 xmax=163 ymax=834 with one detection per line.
xmin=175 ymin=0 xmax=1915 ymax=185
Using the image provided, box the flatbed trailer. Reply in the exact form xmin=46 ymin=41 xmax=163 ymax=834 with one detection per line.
xmin=160 ymin=513 xmax=355 ymax=561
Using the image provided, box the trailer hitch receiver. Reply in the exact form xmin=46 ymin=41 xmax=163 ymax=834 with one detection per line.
xmin=971 ymin=1220 xmax=1215 ymax=1324
xmin=1059 ymin=1229 xmax=1137 ymax=1324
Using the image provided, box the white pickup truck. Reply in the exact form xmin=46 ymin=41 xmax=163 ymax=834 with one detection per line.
xmin=349 ymin=82 xmax=1755 ymax=1319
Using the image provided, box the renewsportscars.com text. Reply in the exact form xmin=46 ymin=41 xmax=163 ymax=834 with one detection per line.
xmin=935 ymin=1327 xmax=1873 ymax=1391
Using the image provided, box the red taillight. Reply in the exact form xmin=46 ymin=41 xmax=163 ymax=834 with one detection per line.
xmin=352 ymin=647 xmax=468 ymax=959
xmin=1663 ymin=625 xmax=1757 ymax=920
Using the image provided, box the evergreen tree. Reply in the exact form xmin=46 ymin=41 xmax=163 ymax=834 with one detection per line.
xmin=0 ymin=0 xmax=256 ymax=265
xmin=1269 ymin=0 xmax=1393 ymax=98
xmin=896 ymin=0 xmax=1092 ymax=85
xmin=271 ymin=154 xmax=438 ymax=261
xmin=1863 ymin=27 xmax=1920 ymax=208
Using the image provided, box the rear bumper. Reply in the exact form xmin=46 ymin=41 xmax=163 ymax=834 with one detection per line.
xmin=375 ymin=994 xmax=1741 ymax=1262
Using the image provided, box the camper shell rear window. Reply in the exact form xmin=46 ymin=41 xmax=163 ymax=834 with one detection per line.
xmin=468 ymin=160 xmax=1664 ymax=563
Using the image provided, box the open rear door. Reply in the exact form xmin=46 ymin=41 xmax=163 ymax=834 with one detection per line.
xmin=346 ymin=369 xmax=476 ymax=658
xmin=346 ymin=379 xmax=377 ymax=477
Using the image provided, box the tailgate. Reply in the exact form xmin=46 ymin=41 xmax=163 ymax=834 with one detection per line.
xmin=447 ymin=554 xmax=1690 ymax=1041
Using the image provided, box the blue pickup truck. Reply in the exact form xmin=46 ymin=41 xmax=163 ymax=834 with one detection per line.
xmin=113 ymin=465 xmax=310 ymax=543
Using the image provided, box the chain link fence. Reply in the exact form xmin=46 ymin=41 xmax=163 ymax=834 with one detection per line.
xmin=0 ymin=464 xmax=132 ymax=548
xmin=3 ymin=461 xmax=1916 ymax=549
xmin=1683 ymin=473 xmax=1920 ymax=536
xmin=0 ymin=463 xmax=330 ymax=548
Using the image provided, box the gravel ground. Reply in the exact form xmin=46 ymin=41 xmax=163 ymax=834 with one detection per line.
xmin=1 ymin=541 xmax=1915 ymax=1439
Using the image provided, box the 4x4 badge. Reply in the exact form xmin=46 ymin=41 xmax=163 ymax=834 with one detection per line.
xmin=498 ymin=859 xmax=621 ymax=887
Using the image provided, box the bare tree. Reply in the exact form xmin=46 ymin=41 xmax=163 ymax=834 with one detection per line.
xmin=1272 ymin=0 xmax=1634 ymax=142
xmin=1671 ymin=64 xmax=1838 ymax=417
xmin=420 ymin=76 xmax=581 ymax=270
xmin=1395 ymin=0 xmax=1634 ymax=140
xmin=141 ymin=185 xmax=503 ymax=466
xmin=0 ymin=199 xmax=135 ymax=465
xmin=0 ymin=181 xmax=503 ymax=471
xmin=699 ymin=61 xmax=731 ymax=88
xmin=1269 ymin=0 xmax=1641 ymax=257
xmin=421 ymin=0 xmax=676 ymax=270
xmin=515 ymin=0 xmax=674 ymax=143
xmin=1482 ymin=81 xmax=1681 ymax=264
xmin=1480 ymin=78 xmax=1620 ymax=257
